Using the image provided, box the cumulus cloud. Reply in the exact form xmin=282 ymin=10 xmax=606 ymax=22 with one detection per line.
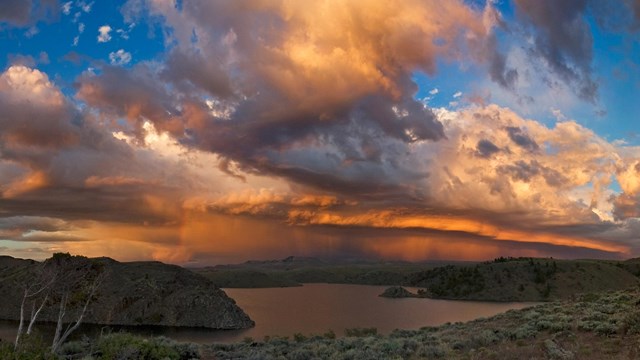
xmin=3 ymin=0 xmax=640 ymax=263
xmin=83 ymin=0 xmax=515 ymax=199
xmin=78 ymin=0 xmax=92 ymax=13
xmin=97 ymin=24 xmax=111 ymax=42
xmin=61 ymin=1 xmax=72 ymax=15
xmin=0 ymin=66 xmax=73 ymax=149
xmin=0 ymin=65 xmax=204 ymax=229
xmin=109 ymin=49 xmax=131 ymax=65
xmin=64 ymin=0 xmax=640 ymax=260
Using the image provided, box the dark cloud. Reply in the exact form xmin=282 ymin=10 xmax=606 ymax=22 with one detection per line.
xmin=0 ymin=185 xmax=181 ymax=225
xmin=505 ymin=126 xmax=539 ymax=152
xmin=76 ymin=65 xmax=180 ymax=138
xmin=161 ymin=50 xmax=234 ymax=99
xmin=485 ymin=35 xmax=519 ymax=90
xmin=0 ymin=0 xmax=58 ymax=26
xmin=0 ymin=216 xmax=72 ymax=233
xmin=633 ymin=0 xmax=640 ymax=28
xmin=498 ymin=160 xmax=540 ymax=182
xmin=514 ymin=0 xmax=597 ymax=102
xmin=613 ymin=193 xmax=640 ymax=220
xmin=476 ymin=139 xmax=501 ymax=158
xmin=79 ymin=0 xmax=480 ymax=200
xmin=0 ymin=0 xmax=32 ymax=25
xmin=496 ymin=159 xmax=566 ymax=187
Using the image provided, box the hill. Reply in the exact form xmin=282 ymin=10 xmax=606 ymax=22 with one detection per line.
xmin=194 ymin=269 xmax=302 ymax=288
xmin=407 ymin=257 xmax=640 ymax=301
xmin=193 ymin=257 xmax=468 ymax=288
xmin=0 ymin=255 xmax=254 ymax=329
xmin=194 ymin=256 xmax=640 ymax=302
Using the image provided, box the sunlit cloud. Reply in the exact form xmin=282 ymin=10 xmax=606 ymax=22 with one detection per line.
xmin=1 ymin=0 xmax=639 ymax=264
xmin=97 ymin=24 xmax=112 ymax=42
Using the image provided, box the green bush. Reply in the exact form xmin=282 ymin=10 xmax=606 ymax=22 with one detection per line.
xmin=96 ymin=333 xmax=180 ymax=360
xmin=11 ymin=332 xmax=59 ymax=360
xmin=323 ymin=330 xmax=336 ymax=339
xmin=621 ymin=310 xmax=640 ymax=334
xmin=13 ymin=332 xmax=59 ymax=360
xmin=344 ymin=327 xmax=377 ymax=337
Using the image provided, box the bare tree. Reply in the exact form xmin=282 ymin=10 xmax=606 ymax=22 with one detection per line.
xmin=12 ymin=253 xmax=107 ymax=354
xmin=50 ymin=270 xmax=104 ymax=353
xmin=46 ymin=253 xmax=106 ymax=354
xmin=14 ymin=261 xmax=57 ymax=349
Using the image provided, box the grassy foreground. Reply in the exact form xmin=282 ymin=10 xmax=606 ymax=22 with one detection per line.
xmin=4 ymin=288 xmax=640 ymax=359
xmin=206 ymin=288 xmax=640 ymax=359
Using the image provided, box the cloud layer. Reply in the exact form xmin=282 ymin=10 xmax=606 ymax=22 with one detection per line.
xmin=1 ymin=0 xmax=640 ymax=264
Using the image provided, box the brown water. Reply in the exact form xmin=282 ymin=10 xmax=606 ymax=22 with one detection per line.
xmin=0 ymin=284 xmax=537 ymax=344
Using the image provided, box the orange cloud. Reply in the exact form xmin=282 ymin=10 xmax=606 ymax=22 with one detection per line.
xmin=288 ymin=209 xmax=628 ymax=255
xmin=84 ymin=176 xmax=151 ymax=187
xmin=2 ymin=171 xmax=49 ymax=198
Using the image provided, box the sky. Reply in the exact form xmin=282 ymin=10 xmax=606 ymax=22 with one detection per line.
xmin=1 ymin=0 xmax=640 ymax=265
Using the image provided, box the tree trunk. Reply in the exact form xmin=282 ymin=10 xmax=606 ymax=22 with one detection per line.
xmin=14 ymin=289 xmax=27 ymax=349
xmin=51 ymin=278 xmax=100 ymax=353
xmin=27 ymin=295 xmax=48 ymax=335
xmin=51 ymin=293 xmax=67 ymax=352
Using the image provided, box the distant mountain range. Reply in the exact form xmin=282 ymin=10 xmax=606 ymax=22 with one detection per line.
xmin=194 ymin=256 xmax=640 ymax=301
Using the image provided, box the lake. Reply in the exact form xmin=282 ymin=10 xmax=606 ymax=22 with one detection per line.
xmin=0 ymin=284 xmax=537 ymax=344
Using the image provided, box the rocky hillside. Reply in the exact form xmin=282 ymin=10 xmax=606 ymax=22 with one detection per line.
xmin=0 ymin=255 xmax=254 ymax=329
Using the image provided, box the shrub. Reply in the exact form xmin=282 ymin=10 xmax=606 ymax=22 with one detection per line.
xmin=289 ymin=348 xmax=314 ymax=360
xmin=293 ymin=333 xmax=307 ymax=342
xmin=12 ymin=332 xmax=58 ymax=360
xmin=96 ymin=333 xmax=181 ymax=360
xmin=417 ymin=343 xmax=446 ymax=358
xmin=323 ymin=330 xmax=336 ymax=339
xmin=344 ymin=328 xmax=377 ymax=337
xmin=621 ymin=310 xmax=640 ymax=335
xmin=509 ymin=324 xmax=538 ymax=340
xmin=543 ymin=339 xmax=574 ymax=360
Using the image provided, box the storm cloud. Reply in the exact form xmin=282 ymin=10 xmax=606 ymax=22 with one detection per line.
xmin=1 ymin=0 xmax=639 ymax=263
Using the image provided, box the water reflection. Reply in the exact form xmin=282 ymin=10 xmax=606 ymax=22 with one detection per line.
xmin=0 ymin=284 xmax=537 ymax=344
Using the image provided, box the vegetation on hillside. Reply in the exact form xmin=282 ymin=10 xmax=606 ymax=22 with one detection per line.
xmin=404 ymin=257 xmax=640 ymax=301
